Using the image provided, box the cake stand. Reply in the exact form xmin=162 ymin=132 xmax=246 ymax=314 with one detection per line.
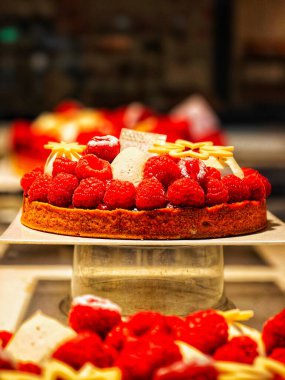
xmin=1 ymin=211 xmax=285 ymax=316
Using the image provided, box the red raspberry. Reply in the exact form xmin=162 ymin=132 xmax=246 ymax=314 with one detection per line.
xmin=52 ymin=331 xmax=114 ymax=370
xmin=106 ymin=312 xmax=168 ymax=353
xmin=115 ymin=334 xmax=182 ymax=380
xmin=106 ymin=321 xmax=135 ymax=352
xmin=52 ymin=156 xmax=77 ymax=176
xmin=17 ymin=362 xmax=42 ymax=375
xmin=205 ymin=178 xmax=229 ymax=206
xmin=143 ymin=155 xmax=181 ymax=188
xmin=103 ymin=180 xmax=136 ymax=209
xmin=185 ymin=309 xmax=228 ymax=354
xmin=72 ymin=178 xmax=106 ymax=208
xmin=76 ymin=154 xmax=112 ymax=181
xmin=69 ymin=295 xmax=122 ymax=339
xmin=262 ymin=308 xmax=285 ymax=354
xmin=28 ymin=174 xmax=52 ymax=202
xmin=243 ymin=174 xmax=266 ymax=200
xmin=178 ymin=158 xmax=207 ymax=183
xmin=48 ymin=173 xmax=79 ymax=207
xmin=213 ymin=336 xmax=258 ymax=364
xmin=85 ymin=135 xmax=120 ymax=162
xmin=153 ymin=361 xmax=218 ymax=380
xmin=242 ymin=167 xmax=258 ymax=177
xmin=164 ymin=316 xmax=190 ymax=341
xmin=0 ymin=331 xmax=13 ymax=348
xmin=127 ymin=311 xmax=167 ymax=337
xmin=243 ymin=168 xmax=272 ymax=198
xmin=203 ymin=167 xmax=222 ymax=183
xmin=20 ymin=167 xmax=43 ymax=195
xmin=167 ymin=178 xmax=205 ymax=207
xmin=260 ymin=175 xmax=272 ymax=197
xmin=136 ymin=178 xmax=166 ymax=210
xmin=0 ymin=348 xmax=15 ymax=370
xmin=270 ymin=348 xmax=285 ymax=365
xmin=222 ymin=174 xmax=250 ymax=202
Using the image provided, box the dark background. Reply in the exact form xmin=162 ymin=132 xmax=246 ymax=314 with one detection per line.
xmin=2 ymin=0 xmax=285 ymax=123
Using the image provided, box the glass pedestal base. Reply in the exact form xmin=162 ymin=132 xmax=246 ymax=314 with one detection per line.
xmin=72 ymin=245 xmax=227 ymax=316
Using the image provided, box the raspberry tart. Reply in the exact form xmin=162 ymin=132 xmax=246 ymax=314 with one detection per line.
xmin=1 ymin=294 xmax=285 ymax=380
xmin=20 ymin=133 xmax=270 ymax=240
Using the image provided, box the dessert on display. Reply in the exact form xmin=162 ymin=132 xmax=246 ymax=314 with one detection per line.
xmin=19 ymin=130 xmax=271 ymax=239
xmin=1 ymin=294 xmax=285 ymax=379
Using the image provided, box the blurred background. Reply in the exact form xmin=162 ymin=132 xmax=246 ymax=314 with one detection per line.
xmin=2 ymin=0 xmax=285 ymax=121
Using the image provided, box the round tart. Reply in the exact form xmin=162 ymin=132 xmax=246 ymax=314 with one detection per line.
xmin=19 ymin=134 xmax=271 ymax=240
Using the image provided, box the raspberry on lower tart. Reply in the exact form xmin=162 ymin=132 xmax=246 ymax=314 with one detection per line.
xmin=185 ymin=309 xmax=228 ymax=354
xmin=213 ymin=336 xmax=258 ymax=364
xmin=153 ymin=361 xmax=218 ymax=380
xmin=52 ymin=331 xmax=114 ymax=370
xmin=262 ymin=308 xmax=285 ymax=354
xmin=68 ymin=295 xmax=122 ymax=339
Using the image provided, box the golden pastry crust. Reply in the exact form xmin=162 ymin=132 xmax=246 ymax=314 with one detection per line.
xmin=21 ymin=197 xmax=267 ymax=240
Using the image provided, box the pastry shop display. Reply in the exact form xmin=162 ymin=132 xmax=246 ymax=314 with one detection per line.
xmin=0 ymin=294 xmax=285 ymax=380
xmin=20 ymin=130 xmax=271 ymax=240
xmin=11 ymin=99 xmax=225 ymax=173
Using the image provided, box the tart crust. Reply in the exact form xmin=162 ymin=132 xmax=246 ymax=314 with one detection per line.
xmin=21 ymin=197 xmax=267 ymax=240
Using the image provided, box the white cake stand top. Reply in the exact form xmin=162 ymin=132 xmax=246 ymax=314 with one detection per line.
xmin=0 ymin=211 xmax=284 ymax=247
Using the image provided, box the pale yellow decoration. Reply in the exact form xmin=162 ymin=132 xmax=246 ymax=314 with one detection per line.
xmin=224 ymin=157 xmax=245 ymax=179
xmin=148 ymin=139 xmax=245 ymax=178
xmin=78 ymin=363 xmax=122 ymax=379
xmin=44 ymin=141 xmax=86 ymax=157
xmin=44 ymin=141 xmax=86 ymax=175
xmin=43 ymin=360 xmax=77 ymax=380
xmin=220 ymin=309 xmax=254 ymax=322
xmin=0 ymin=361 xmax=122 ymax=380
xmin=175 ymin=340 xmax=210 ymax=364
xmin=216 ymin=361 xmax=272 ymax=380
xmin=255 ymin=356 xmax=285 ymax=377
xmin=0 ymin=371 xmax=40 ymax=380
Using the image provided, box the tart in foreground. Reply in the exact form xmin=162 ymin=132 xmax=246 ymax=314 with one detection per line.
xmin=1 ymin=294 xmax=285 ymax=380
xmin=20 ymin=133 xmax=271 ymax=240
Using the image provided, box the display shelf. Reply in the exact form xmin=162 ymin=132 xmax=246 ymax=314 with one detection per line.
xmin=0 ymin=210 xmax=284 ymax=315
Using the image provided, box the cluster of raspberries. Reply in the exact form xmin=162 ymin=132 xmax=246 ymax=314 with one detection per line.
xmin=1 ymin=295 xmax=285 ymax=379
xmin=20 ymin=136 xmax=271 ymax=211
